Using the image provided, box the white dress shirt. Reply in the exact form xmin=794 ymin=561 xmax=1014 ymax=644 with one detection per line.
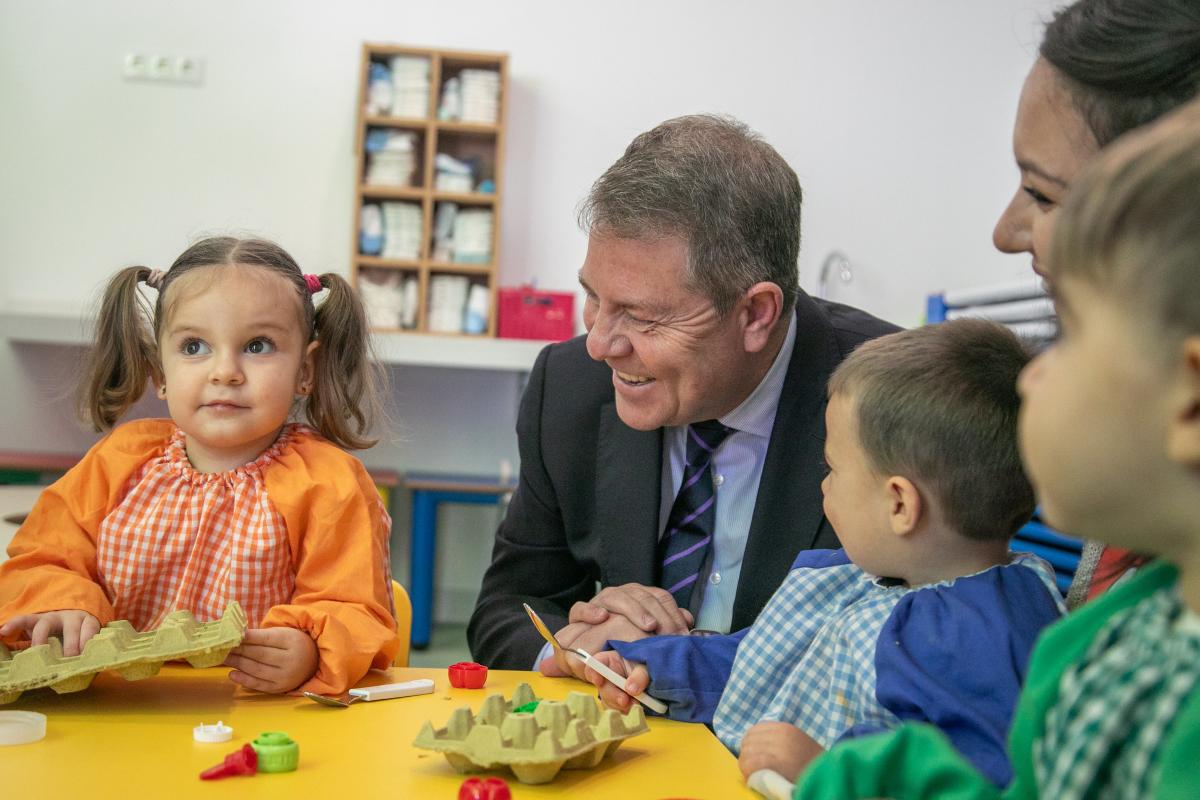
xmin=659 ymin=314 xmax=797 ymax=632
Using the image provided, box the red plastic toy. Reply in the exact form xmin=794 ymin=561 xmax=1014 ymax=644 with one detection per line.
xmin=457 ymin=776 xmax=512 ymax=800
xmin=199 ymin=743 xmax=258 ymax=780
xmin=448 ymin=661 xmax=488 ymax=689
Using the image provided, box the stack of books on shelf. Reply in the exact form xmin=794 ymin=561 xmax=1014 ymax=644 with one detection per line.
xmin=927 ymin=276 xmax=1056 ymax=344
xmin=428 ymin=275 xmax=490 ymax=335
xmin=434 ymin=153 xmax=474 ymax=192
xmin=380 ymin=201 xmax=423 ymax=260
xmin=364 ymin=130 xmax=418 ymax=186
xmin=390 ymin=55 xmax=430 ymax=117
xmin=459 ymin=69 xmax=500 ymax=124
xmin=431 ymin=202 xmax=458 ymax=262
xmin=359 ymin=270 xmax=419 ymax=330
xmin=452 ymin=208 xmax=494 ymax=264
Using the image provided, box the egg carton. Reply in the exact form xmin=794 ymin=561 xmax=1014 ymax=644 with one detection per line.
xmin=0 ymin=602 xmax=246 ymax=704
xmin=412 ymin=682 xmax=649 ymax=784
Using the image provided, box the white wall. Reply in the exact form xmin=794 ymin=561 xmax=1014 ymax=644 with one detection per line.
xmin=0 ymin=0 xmax=1059 ymax=620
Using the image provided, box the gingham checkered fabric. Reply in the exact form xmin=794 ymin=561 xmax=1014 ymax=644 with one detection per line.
xmin=1035 ymin=584 xmax=1200 ymax=799
xmin=712 ymin=552 xmax=1059 ymax=753
xmin=94 ymin=425 xmax=304 ymax=630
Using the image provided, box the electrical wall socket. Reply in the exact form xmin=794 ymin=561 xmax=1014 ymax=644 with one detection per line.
xmin=122 ymin=52 xmax=205 ymax=85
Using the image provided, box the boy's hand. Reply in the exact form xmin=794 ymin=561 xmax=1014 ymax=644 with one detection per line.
xmin=539 ymin=583 xmax=693 ymax=678
xmin=580 ymin=649 xmax=650 ymax=712
xmin=0 ymin=610 xmax=100 ymax=656
xmin=738 ymin=721 xmax=825 ymax=781
xmin=540 ymin=615 xmax=647 ymax=679
xmin=224 ymin=627 xmax=319 ymax=694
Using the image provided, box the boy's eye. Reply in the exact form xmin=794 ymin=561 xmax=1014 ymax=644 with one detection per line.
xmin=246 ymin=338 xmax=276 ymax=355
xmin=182 ymin=339 xmax=210 ymax=356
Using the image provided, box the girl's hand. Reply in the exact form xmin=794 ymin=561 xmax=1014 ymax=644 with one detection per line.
xmin=737 ymin=721 xmax=825 ymax=781
xmin=581 ymin=650 xmax=650 ymax=712
xmin=224 ymin=626 xmax=319 ymax=694
xmin=0 ymin=610 xmax=100 ymax=656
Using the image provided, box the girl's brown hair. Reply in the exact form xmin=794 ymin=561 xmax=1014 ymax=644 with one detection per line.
xmin=79 ymin=236 xmax=384 ymax=450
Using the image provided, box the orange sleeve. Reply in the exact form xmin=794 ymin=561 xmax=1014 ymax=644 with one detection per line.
xmin=261 ymin=436 xmax=399 ymax=695
xmin=0 ymin=419 xmax=175 ymax=643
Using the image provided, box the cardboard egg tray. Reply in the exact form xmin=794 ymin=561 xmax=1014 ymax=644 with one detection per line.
xmin=0 ymin=602 xmax=246 ymax=704
xmin=412 ymin=681 xmax=649 ymax=784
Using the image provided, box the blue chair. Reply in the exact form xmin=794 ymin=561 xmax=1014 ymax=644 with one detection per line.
xmin=1011 ymin=513 xmax=1083 ymax=596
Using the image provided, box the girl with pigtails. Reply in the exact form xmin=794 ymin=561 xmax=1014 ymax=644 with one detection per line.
xmin=0 ymin=236 xmax=399 ymax=695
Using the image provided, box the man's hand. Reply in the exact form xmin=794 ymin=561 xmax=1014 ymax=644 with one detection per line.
xmin=738 ymin=721 xmax=826 ymax=782
xmin=569 ymin=583 xmax=693 ymax=634
xmin=539 ymin=582 xmax=693 ymax=678
xmin=539 ymin=614 xmax=653 ymax=678
xmin=579 ymin=649 xmax=652 ymax=712
xmin=225 ymin=627 xmax=319 ymax=694
xmin=0 ymin=610 xmax=100 ymax=656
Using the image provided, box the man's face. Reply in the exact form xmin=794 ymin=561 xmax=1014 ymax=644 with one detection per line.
xmin=579 ymin=233 xmax=757 ymax=430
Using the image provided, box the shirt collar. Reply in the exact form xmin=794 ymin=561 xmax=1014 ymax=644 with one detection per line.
xmin=718 ymin=313 xmax=797 ymax=439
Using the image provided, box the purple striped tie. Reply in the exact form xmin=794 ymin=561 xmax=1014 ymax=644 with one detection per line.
xmin=658 ymin=419 xmax=732 ymax=610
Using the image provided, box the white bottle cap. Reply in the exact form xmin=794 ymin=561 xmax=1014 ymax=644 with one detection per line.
xmin=0 ymin=711 xmax=47 ymax=746
xmin=193 ymin=720 xmax=233 ymax=743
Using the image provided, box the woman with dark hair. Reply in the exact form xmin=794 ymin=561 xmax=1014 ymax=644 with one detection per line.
xmin=992 ymin=0 xmax=1200 ymax=607
xmin=735 ymin=2 xmax=1200 ymax=797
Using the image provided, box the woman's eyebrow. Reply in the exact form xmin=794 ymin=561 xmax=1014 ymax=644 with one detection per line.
xmin=1018 ymin=158 xmax=1068 ymax=188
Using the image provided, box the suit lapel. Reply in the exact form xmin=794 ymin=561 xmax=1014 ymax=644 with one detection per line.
xmin=595 ymin=402 xmax=662 ymax=587
xmin=731 ymin=293 xmax=840 ymax=630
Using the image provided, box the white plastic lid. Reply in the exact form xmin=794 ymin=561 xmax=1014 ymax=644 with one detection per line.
xmin=0 ymin=711 xmax=47 ymax=746
xmin=193 ymin=720 xmax=233 ymax=743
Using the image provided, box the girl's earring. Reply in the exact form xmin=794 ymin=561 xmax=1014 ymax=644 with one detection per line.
xmin=157 ymin=384 xmax=167 ymax=398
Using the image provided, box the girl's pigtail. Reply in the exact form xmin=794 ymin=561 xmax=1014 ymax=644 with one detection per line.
xmin=78 ymin=266 xmax=161 ymax=430
xmin=307 ymin=273 xmax=384 ymax=449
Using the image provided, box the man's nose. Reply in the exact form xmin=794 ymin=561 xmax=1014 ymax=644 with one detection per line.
xmin=585 ymin=309 xmax=631 ymax=362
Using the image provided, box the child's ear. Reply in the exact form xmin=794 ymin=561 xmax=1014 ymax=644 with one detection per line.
xmin=885 ymin=476 xmax=922 ymax=537
xmin=295 ymin=340 xmax=319 ymax=396
xmin=1166 ymin=336 xmax=1200 ymax=468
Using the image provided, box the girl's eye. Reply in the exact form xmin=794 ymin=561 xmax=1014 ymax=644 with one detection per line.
xmin=246 ymin=338 xmax=276 ymax=355
xmin=1023 ymin=186 xmax=1054 ymax=209
xmin=182 ymin=339 xmax=210 ymax=356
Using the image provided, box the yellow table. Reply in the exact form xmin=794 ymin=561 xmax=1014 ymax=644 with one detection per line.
xmin=3 ymin=666 xmax=758 ymax=799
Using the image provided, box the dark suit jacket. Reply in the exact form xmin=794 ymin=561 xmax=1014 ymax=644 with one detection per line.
xmin=467 ymin=290 xmax=898 ymax=668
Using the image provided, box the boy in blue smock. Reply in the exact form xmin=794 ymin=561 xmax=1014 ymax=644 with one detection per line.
xmin=576 ymin=319 xmax=1066 ymax=787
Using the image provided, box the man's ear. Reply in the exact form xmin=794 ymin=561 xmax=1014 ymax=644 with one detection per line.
xmin=296 ymin=341 xmax=319 ymax=396
xmin=886 ymin=476 xmax=923 ymax=537
xmin=740 ymin=281 xmax=784 ymax=353
xmin=1166 ymin=336 xmax=1200 ymax=468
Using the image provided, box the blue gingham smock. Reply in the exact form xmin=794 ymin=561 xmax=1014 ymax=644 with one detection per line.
xmin=611 ymin=548 xmax=1065 ymax=786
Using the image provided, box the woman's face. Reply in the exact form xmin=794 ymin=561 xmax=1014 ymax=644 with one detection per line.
xmin=993 ymin=59 xmax=1100 ymax=285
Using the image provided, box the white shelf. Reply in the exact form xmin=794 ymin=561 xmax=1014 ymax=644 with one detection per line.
xmin=0 ymin=308 xmax=552 ymax=373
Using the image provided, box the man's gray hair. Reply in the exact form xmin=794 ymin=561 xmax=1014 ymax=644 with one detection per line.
xmin=578 ymin=114 xmax=802 ymax=316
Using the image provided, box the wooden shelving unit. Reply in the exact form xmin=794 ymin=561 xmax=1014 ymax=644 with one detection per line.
xmin=351 ymin=44 xmax=508 ymax=335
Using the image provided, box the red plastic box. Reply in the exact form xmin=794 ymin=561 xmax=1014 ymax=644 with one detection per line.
xmin=497 ymin=287 xmax=576 ymax=341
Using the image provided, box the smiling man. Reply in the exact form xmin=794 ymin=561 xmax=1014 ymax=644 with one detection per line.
xmin=468 ymin=115 xmax=897 ymax=670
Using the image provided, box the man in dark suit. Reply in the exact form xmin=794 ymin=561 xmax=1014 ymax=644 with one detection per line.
xmin=468 ymin=115 xmax=897 ymax=670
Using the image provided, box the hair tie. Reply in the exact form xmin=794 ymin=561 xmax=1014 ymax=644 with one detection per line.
xmin=303 ymin=274 xmax=323 ymax=295
xmin=145 ymin=269 xmax=166 ymax=290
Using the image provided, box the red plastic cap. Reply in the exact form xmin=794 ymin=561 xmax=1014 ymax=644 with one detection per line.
xmin=458 ymin=776 xmax=512 ymax=800
xmin=199 ymin=744 xmax=258 ymax=780
xmin=448 ymin=661 xmax=488 ymax=689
